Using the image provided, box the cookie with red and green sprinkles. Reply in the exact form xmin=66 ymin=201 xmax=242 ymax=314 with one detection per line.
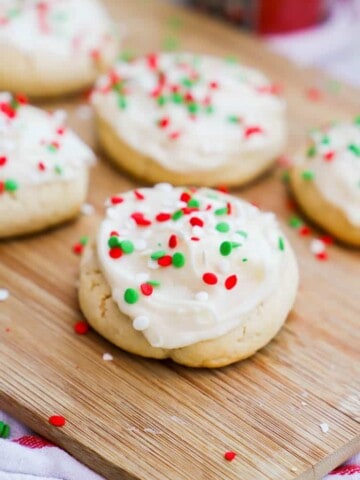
xmin=79 ymin=184 xmax=298 ymax=368
xmin=290 ymin=118 xmax=360 ymax=246
xmin=91 ymin=52 xmax=286 ymax=187
xmin=0 ymin=0 xmax=120 ymax=97
xmin=0 ymin=92 xmax=95 ymax=238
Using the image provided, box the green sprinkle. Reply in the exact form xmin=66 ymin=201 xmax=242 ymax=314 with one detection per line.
xmin=307 ymin=145 xmax=317 ymax=157
xmin=4 ymin=179 xmax=18 ymax=192
xmin=228 ymin=115 xmax=240 ymax=124
xmin=172 ymin=209 xmax=184 ymax=221
xmin=220 ymin=241 xmax=232 ymax=256
xmin=348 ymin=144 xmax=360 ymax=157
xmin=172 ymin=252 xmax=185 ymax=268
xmin=225 ymin=55 xmax=238 ymax=64
xmin=321 ymin=135 xmax=330 ymax=145
xmin=289 ymin=216 xmax=303 ymax=228
xmin=151 ymin=250 xmax=166 ymax=260
xmin=7 ymin=8 xmax=20 ymax=18
xmin=120 ymin=240 xmax=134 ymax=254
xmin=187 ymin=103 xmax=199 ymax=115
xmin=118 ymin=96 xmax=127 ymax=109
xmin=278 ymin=237 xmax=285 ymax=251
xmin=215 ymin=207 xmax=228 ymax=216
xmin=108 ymin=236 xmax=120 ymax=248
xmin=48 ymin=144 xmax=58 ymax=153
xmin=205 ymin=105 xmax=214 ymax=114
xmin=216 ymin=222 xmax=230 ymax=233
xmin=0 ymin=421 xmax=10 ymax=439
xmin=182 ymin=77 xmax=193 ymax=88
xmin=54 ymin=165 xmax=63 ymax=175
xmin=188 ymin=198 xmax=200 ymax=208
xmin=231 ymin=242 xmax=241 ymax=248
xmin=162 ymin=36 xmax=179 ymax=51
xmin=354 ymin=115 xmax=360 ymax=125
xmin=282 ymin=171 xmax=290 ymax=183
xmin=236 ymin=230 xmax=248 ymax=238
xmin=124 ymin=288 xmax=139 ymax=304
xmin=79 ymin=236 xmax=89 ymax=246
xmin=157 ymin=95 xmax=167 ymax=106
xmin=167 ymin=16 xmax=183 ymax=30
xmin=242 ymin=258 xmax=248 ymax=262
xmin=119 ymin=50 xmax=135 ymax=62
xmin=147 ymin=280 xmax=160 ymax=287
xmin=302 ymin=170 xmax=315 ymax=181
xmin=171 ymin=92 xmax=183 ymax=104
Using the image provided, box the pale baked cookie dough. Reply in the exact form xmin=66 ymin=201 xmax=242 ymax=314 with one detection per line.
xmin=91 ymin=53 xmax=287 ymax=187
xmin=0 ymin=92 xmax=95 ymax=238
xmin=290 ymin=118 xmax=360 ymax=246
xmin=79 ymin=185 xmax=298 ymax=367
xmin=0 ymin=0 xmax=119 ymax=97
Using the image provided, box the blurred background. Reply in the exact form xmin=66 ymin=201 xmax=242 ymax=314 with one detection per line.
xmin=170 ymin=0 xmax=360 ymax=86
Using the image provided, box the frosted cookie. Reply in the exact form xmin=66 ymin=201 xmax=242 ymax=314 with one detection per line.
xmin=0 ymin=0 xmax=119 ymax=97
xmin=290 ymin=119 xmax=360 ymax=246
xmin=0 ymin=92 xmax=95 ymax=238
xmin=79 ymin=185 xmax=298 ymax=368
xmin=91 ymin=53 xmax=286 ymax=187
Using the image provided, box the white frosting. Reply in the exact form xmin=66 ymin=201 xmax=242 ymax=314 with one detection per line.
xmin=92 ymin=53 xmax=286 ymax=173
xmin=0 ymin=0 xmax=117 ymax=60
xmin=297 ymin=121 xmax=360 ymax=226
xmin=0 ymin=92 xmax=95 ymax=188
xmin=97 ymin=186 xmax=289 ymax=349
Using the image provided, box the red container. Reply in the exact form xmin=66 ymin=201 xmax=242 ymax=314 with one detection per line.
xmin=192 ymin=0 xmax=331 ymax=35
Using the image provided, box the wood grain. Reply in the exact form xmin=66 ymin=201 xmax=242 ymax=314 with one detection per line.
xmin=0 ymin=1 xmax=359 ymax=479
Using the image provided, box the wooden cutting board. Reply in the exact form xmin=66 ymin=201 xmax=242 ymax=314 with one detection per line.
xmin=0 ymin=1 xmax=359 ymax=479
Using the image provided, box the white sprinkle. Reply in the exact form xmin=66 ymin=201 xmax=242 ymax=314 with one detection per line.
xmin=195 ymin=291 xmax=209 ymax=302
xmin=52 ymin=109 xmax=67 ymax=124
xmin=80 ymin=203 xmax=95 ymax=216
xmin=290 ymin=467 xmax=298 ymax=473
xmin=102 ymin=353 xmax=113 ymax=361
xmin=192 ymin=226 xmax=203 ymax=237
xmin=301 ymin=401 xmax=307 ymax=406
xmin=218 ymin=259 xmax=231 ymax=274
xmin=310 ymin=239 xmax=326 ymax=255
xmin=135 ymin=272 xmax=150 ymax=283
xmin=0 ymin=288 xmax=9 ymax=302
xmin=76 ymin=104 xmax=93 ymax=120
xmin=147 ymin=259 xmax=159 ymax=270
xmin=134 ymin=239 xmax=147 ymax=251
xmin=133 ymin=316 xmax=150 ymax=331
xmin=320 ymin=422 xmax=329 ymax=433
xmin=155 ymin=182 xmax=173 ymax=192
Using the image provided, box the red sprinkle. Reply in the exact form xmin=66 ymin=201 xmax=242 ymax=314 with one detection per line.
xmin=156 ymin=212 xmax=171 ymax=222
xmin=72 ymin=243 xmax=84 ymax=255
xmin=244 ymin=125 xmax=263 ymax=138
xmin=225 ymin=275 xmax=237 ymax=290
xmin=316 ymin=251 xmax=329 ymax=261
xmin=110 ymin=196 xmax=124 ymax=205
xmin=191 ymin=237 xmax=200 ymax=241
xmin=306 ymin=87 xmax=322 ymax=102
xmin=49 ymin=415 xmax=66 ymax=427
xmin=147 ymin=53 xmax=158 ymax=70
xmin=74 ymin=321 xmax=89 ymax=335
xmin=38 ymin=161 xmax=46 ymax=171
xmin=320 ymin=235 xmax=333 ymax=245
xmin=0 ymin=103 xmax=16 ymax=119
xmin=169 ymin=131 xmax=180 ymax=140
xmin=190 ymin=217 xmax=204 ymax=227
xmin=140 ymin=283 xmax=153 ymax=296
xmin=158 ymin=255 xmax=172 ymax=267
xmin=299 ymin=226 xmax=311 ymax=236
xmin=134 ymin=190 xmax=145 ymax=200
xmin=168 ymin=234 xmax=178 ymax=249
xmin=131 ymin=212 xmax=152 ymax=226
xmin=56 ymin=127 xmax=65 ymax=135
xmin=323 ymin=151 xmax=335 ymax=162
xmin=180 ymin=192 xmax=191 ymax=203
xmin=227 ymin=202 xmax=232 ymax=215
xmin=90 ymin=48 xmax=101 ymax=61
xmin=15 ymin=93 xmax=28 ymax=105
xmin=158 ymin=117 xmax=170 ymax=129
xmin=110 ymin=230 xmax=119 ymax=237
xmin=209 ymin=81 xmax=219 ymax=90
xmin=203 ymin=272 xmax=218 ymax=285
xmin=0 ymin=156 xmax=7 ymax=167
xmin=224 ymin=451 xmax=236 ymax=461
xmin=109 ymin=247 xmax=122 ymax=259
xmin=0 ymin=181 xmax=4 ymax=194
xmin=216 ymin=185 xmax=229 ymax=193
